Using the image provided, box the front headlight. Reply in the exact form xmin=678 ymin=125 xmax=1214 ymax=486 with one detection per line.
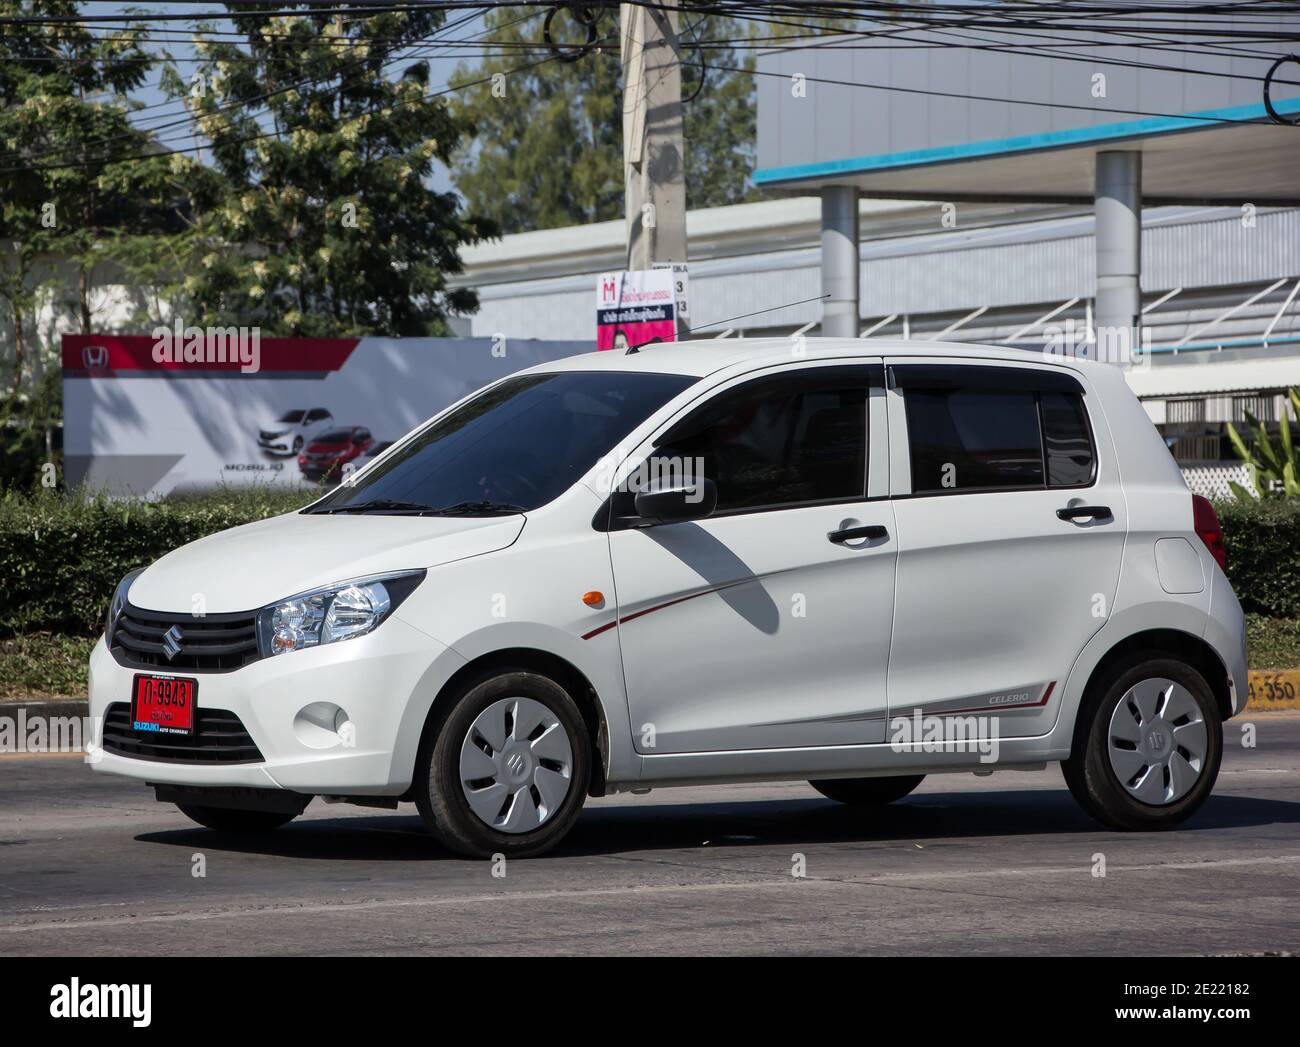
xmin=106 ymin=569 xmax=144 ymax=639
xmin=256 ymin=570 xmax=425 ymax=657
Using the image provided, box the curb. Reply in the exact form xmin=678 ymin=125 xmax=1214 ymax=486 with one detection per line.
xmin=0 ymin=699 xmax=89 ymax=720
xmin=1246 ymin=670 xmax=1300 ymax=711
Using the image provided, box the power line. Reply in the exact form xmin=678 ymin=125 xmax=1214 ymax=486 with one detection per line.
xmin=705 ymin=56 xmax=1300 ymax=130
xmin=0 ymin=9 xmax=539 ymax=170
xmin=0 ymin=47 xmax=578 ymax=176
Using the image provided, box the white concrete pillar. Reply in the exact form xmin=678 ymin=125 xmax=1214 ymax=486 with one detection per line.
xmin=1095 ymin=151 xmax=1142 ymax=360
xmin=820 ymin=186 xmax=860 ymax=338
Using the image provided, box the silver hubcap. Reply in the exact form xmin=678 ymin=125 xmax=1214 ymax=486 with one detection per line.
xmin=459 ymin=697 xmax=574 ymax=834
xmin=1107 ymin=677 xmax=1208 ymax=806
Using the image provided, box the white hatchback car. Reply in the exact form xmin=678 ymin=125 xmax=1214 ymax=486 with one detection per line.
xmin=256 ymin=407 xmax=333 ymax=456
xmin=89 ymin=340 xmax=1247 ymax=857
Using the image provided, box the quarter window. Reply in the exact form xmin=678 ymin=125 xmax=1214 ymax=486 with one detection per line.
xmin=1040 ymin=392 xmax=1094 ymax=486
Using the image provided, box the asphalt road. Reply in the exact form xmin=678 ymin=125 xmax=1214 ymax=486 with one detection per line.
xmin=2 ymin=714 xmax=1298 ymax=956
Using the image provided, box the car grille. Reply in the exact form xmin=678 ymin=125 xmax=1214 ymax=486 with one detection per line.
xmin=101 ymin=702 xmax=264 ymax=764
xmin=259 ymin=430 xmax=284 ymax=442
xmin=111 ymin=605 xmax=261 ymax=673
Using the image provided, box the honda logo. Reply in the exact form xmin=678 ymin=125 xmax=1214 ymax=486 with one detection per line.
xmin=82 ymin=344 xmax=109 ymax=371
xmin=161 ymin=625 xmax=183 ymax=661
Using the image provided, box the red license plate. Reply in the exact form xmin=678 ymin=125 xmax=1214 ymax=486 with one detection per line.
xmin=131 ymin=674 xmax=197 ymax=735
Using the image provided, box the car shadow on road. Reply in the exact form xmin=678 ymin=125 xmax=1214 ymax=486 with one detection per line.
xmin=134 ymin=787 xmax=1300 ymax=862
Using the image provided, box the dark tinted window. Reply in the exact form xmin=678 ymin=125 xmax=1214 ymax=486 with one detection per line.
xmin=315 ymin=429 xmax=356 ymax=443
xmin=277 ymin=410 xmax=305 ymax=423
xmin=905 ymin=388 xmax=1043 ymax=492
xmin=657 ymin=374 xmax=867 ymax=512
xmin=1041 ymin=392 xmax=1094 ymax=485
xmin=311 ymin=371 xmax=693 ymax=513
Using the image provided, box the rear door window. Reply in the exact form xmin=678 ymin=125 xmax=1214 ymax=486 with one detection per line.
xmin=905 ymin=388 xmax=1043 ymax=492
xmin=899 ymin=365 xmax=1095 ymax=494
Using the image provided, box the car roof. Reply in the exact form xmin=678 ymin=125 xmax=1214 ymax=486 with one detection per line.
xmin=518 ymin=337 xmax=1096 ymax=381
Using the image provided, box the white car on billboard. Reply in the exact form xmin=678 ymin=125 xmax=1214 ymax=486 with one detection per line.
xmin=257 ymin=407 xmax=333 ymax=456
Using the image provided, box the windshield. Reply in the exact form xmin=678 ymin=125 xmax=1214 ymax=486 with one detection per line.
xmin=308 ymin=370 xmax=693 ymax=514
xmin=314 ymin=429 xmax=357 ymax=443
xmin=277 ymin=410 xmax=305 ymax=423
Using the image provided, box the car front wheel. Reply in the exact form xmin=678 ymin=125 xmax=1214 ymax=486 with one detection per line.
xmin=1063 ymin=656 xmax=1222 ymax=830
xmin=416 ymin=671 xmax=590 ymax=858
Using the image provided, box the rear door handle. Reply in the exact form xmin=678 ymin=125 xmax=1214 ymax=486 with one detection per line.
xmin=828 ymin=524 xmax=888 ymax=544
xmin=1056 ymin=505 xmax=1112 ymax=522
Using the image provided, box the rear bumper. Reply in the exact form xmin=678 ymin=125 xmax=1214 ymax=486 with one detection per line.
xmin=1205 ymin=564 xmax=1249 ymax=717
xmin=88 ymin=615 xmax=459 ymax=795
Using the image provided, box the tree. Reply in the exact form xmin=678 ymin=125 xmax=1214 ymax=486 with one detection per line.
xmin=450 ymin=6 xmax=762 ymax=234
xmin=166 ymin=5 xmax=494 ymax=337
xmin=0 ymin=0 xmax=175 ymax=397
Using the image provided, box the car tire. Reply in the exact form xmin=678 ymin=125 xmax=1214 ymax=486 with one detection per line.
xmin=809 ymin=775 xmax=925 ymax=806
xmin=1063 ymin=655 xmax=1222 ymax=831
xmin=176 ymin=804 xmax=298 ymax=833
xmin=416 ymin=671 xmax=590 ymax=858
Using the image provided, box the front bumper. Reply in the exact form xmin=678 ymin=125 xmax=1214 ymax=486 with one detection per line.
xmin=88 ymin=615 xmax=458 ymax=795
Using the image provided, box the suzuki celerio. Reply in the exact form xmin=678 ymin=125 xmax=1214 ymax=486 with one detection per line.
xmin=90 ymin=340 xmax=1247 ymax=856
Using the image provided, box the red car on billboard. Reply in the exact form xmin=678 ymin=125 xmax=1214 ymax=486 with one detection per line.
xmin=298 ymin=426 xmax=375 ymax=483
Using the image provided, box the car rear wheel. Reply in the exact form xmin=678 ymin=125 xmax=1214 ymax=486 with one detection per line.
xmin=416 ymin=671 xmax=590 ymax=858
xmin=1063 ymin=656 xmax=1222 ymax=830
xmin=809 ymin=775 xmax=925 ymax=806
xmin=176 ymin=804 xmax=298 ymax=833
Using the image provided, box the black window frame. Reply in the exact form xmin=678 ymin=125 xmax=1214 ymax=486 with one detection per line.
xmin=893 ymin=364 xmax=1098 ymax=498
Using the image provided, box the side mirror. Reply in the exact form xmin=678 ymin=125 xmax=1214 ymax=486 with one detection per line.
xmin=633 ymin=477 xmax=717 ymax=523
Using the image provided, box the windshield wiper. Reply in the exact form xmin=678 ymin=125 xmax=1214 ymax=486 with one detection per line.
xmin=426 ymin=499 xmax=528 ymax=517
xmin=310 ymin=499 xmax=440 ymax=515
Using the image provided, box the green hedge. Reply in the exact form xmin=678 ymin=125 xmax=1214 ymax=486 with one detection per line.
xmin=2 ymin=487 xmax=1299 ymax=639
xmin=1215 ymin=497 xmax=1300 ymax=619
xmin=0 ymin=487 xmax=313 ymax=637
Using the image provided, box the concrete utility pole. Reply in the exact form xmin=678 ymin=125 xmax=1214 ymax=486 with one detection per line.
xmin=620 ymin=2 xmax=688 ymax=271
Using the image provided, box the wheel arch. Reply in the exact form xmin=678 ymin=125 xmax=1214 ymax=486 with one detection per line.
xmin=412 ymin=647 xmax=610 ymax=799
xmin=1076 ymin=628 xmax=1233 ymax=746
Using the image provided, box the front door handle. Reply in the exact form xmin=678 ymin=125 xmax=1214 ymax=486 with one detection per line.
xmin=1056 ymin=504 xmax=1113 ymax=522
xmin=828 ymin=524 xmax=888 ymax=544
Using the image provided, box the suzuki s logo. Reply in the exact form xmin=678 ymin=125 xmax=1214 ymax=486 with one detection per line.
xmin=82 ymin=344 xmax=109 ymax=371
xmin=161 ymin=625 xmax=184 ymax=661
xmin=1149 ymin=731 xmax=1166 ymax=752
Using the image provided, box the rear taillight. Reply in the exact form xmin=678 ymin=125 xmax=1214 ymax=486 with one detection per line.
xmin=1192 ymin=494 xmax=1226 ymax=572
